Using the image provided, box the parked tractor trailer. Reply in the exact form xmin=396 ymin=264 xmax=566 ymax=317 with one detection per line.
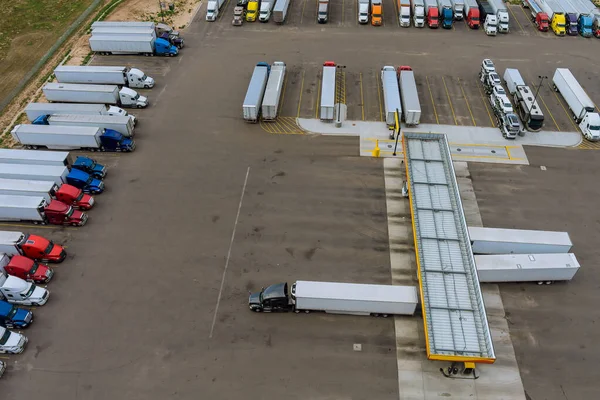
xmin=261 ymin=62 xmax=286 ymax=121
xmin=43 ymin=83 xmax=148 ymax=108
xmin=243 ymin=62 xmax=270 ymax=123
xmin=0 ymin=195 xmax=87 ymax=227
xmin=53 ymin=65 xmax=154 ymax=89
xmin=89 ymin=35 xmax=178 ymax=56
xmin=320 ymin=62 xmax=337 ymax=121
xmin=249 ymin=281 xmax=418 ymax=316
xmin=24 ymin=102 xmax=136 ymax=125
xmin=398 ymin=67 xmax=421 ymax=126
xmin=33 ymin=114 xmax=135 ymax=137
xmin=475 ymin=253 xmax=580 ymax=283
xmin=381 ymin=66 xmax=402 ymax=128
xmin=469 ymin=226 xmax=573 ymax=254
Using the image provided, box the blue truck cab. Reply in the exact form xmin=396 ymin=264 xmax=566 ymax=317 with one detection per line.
xmin=73 ymin=156 xmax=106 ymax=179
xmin=0 ymin=300 xmax=33 ymax=329
xmin=100 ymin=130 xmax=135 ymax=152
xmin=66 ymin=169 xmax=104 ymax=194
xmin=578 ymin=14 xmax=593 ymax=37
xmin=154 ymin=37 xmax=179 ymax=57
xmin=441 ymin=7 xmax=453 ymax=29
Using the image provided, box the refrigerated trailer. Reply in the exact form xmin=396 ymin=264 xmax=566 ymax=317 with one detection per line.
xmin=475 ymin=253 xmax=580 ymax=283
xmin=399 ymin=68 xmax=421 ymax=126
xmin=0 ymin=149 xmax=69 ymax=167
xmin=24 ymin=103 xmax=135 ymax=124
xmin=249 ymin=281 xmax=419 ymax=316
xmin=89 ymin=35 xmax=178 ymax=56
xmin=242 ymin=63 xmax=270 ymax=123
xmin=0 ymin=164 xmax=69 ymax=186
xmin=381 ymin=66 xmax=402 ymax=127
xmin=35 ymin=114 xmax=135 ymax=137
xmin=43 ymin=83 xmax=148 ymax=108
xmin=320 ymin=62 xmax=337 ymax=121
xmin=261 ymin=62 xmax=286 ymax=121
xmin=53 ymin=65 xmax=154 ymax=89
xmin=0 ymin=179 xmax=57 ymax=203
xmin=273 ymin=0 xmax=291 ymax=23
xmin=469 ymin=226 xmax=573 ymax=254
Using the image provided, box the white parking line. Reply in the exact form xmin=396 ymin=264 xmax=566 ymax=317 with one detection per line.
xmin=209 ymin=166 xmax=250 ymax=339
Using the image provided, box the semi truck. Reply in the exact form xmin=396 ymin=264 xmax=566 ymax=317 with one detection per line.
xmin=488 ymin=0 xmax=509 ymax=32
xmin=246 ymin=0 xmax=259 ymax=21
xmin=0 ymin=179 xmax=94 ymax=210
xmin=0 ymin=299 xmax=33 ymax=329
xmin=425 ymin=0 xmax=440 ymax=27
xmin=243 ymin=62 xmax=270 ymax=123
xmin=0 ymin=231 xmax=66 ymax=263
xmin=53 ymin=65 xmax=154 ymax=89
xmin=477 ymin=0 xmax=496 ymax=30
xmin=0 ymin=273 xmax=49 ymax=307
xmin=372 ymin=0 xmax=383 ymax=25
xmin=91 ymin=26 xmax=156 ymax=39
xmin=503 ymin=68 xmax=544 ymax=132
xmin=261 ymin=62 xmax=286 ymax=121
xmin=469 ymin=226 xmax=573 ymax=254
xmin=450 ymin=0 xmax=465 ymax=19
xmin=398 ymin=67 xmax=421 ymax=126
xmin=359 ymin=0 xmax=370 ymax=23
xmin=0 ymin=149 xmax=106 ymax=178
xmin=91 ymin=21 xmax=184 ymax=47
xmin=568 ymin=0 xmax=594 ymax=36
xmin=1 ymin=254 xmax=53 ymax=285
xmin=317 ymin=0 xmax=330 ymax=23
xmin=438 ymin=0 xmax=454 ymax=27
xmin=398 ymin=0 xmax=412 ymax=26
xmin=381 ymin=66 xmax=402 ymax=128
xmin=11 ymin=125 xmax=135 ymax=152
xmin=557 ymin=0 xmax=578 ymax=35
xmin=475 ymin=253 xmax=580 ymax=283
xmin=273 ymin=0 xmax=291 ymax=23
xmin=248 ymin=281 xmax=418 ymax=316
xmin=0 ymin=163 xmax=103 ymax=195
xmin=553 ymin=68 xmax=600 ymax=141
xmin=89 ymin=35 xmax=178 ymax=56
xmin=464 ymin=0 xmax=481 ymax=28
xmin=43 ymin=83 xmax=148 ymax=109
xmin=0 ymin=195 xmax=87 ymax=227
xmin=24 ymin=103 xmax=135 ymax=125
xmin=33 ymin=114 xmax=134 ymax=137
xmin=535 ymin=0 xmax=566 ymax=35
xmin=260 ymin=0 xmax=276 ymax=21
xmin=523 ymin=0 xmax=549 ymax=31
xmin=320 ymin=62 xmax=337 ymax=121
xmin=411 ymin=0 xmax=426 ymax=26
xmin=0 ymin=326 xmax=27 ymax=354
xmin=206 ymin=0 xmax=226 ymax=21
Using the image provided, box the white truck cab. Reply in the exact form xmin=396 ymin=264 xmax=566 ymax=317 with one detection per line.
xmin=0 ymin=327 xmax=28 ymax=354
xmin=119 ymin=87 xmax=148 ymax=109
xmin=127 ymin=68 xmax=154 ymax=89
xmin=259 ymin=1 xmax=273 ymax=21
xmin=106 ymin=106 xmax=137 ymax=125
xmin=0 ymin=274 xmax=49 ymax=306
xmin=484 ymin=15 xmax=498 ymax=36
xmin=580 ymin=112 xmax=600 ymax=141
xmin=206 ymin=1 xmax=219 ymax=20
xmin=358 ymin=0 xmax=369 ymax=23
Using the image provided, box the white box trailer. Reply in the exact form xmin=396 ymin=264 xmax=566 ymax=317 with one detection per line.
xmin=261 ymin=62 xmax=286 ymax=121
xmin=320 ymin=63 xmax=337 ymax=121
xmin=552 ymin=68 xmax=595 ymax=122
xmin=91 ymin=21 xmax=155 ymax=29
xmin=45 ymin=114 xmax=134 ymax=137
xmin=43 ymin=83 xmax=147 ymax=108
xmin=0 ymin=149 xmax=69 ymax=167
xmin=0 ymin=179 xmax=58 ymax=203
xmin=242 ymin=63 xmax=270 ymax=123
xmin=24 ymin=103 xmax=135 ymax=125
xmin=89 ymin=35 xmax=155 ymax=55
xmin=11 ymin=125 xmax=103 ymax=151
xmin=0 ymin=164 xmax=69 ymax=185
xmin=399 ymin=69 xmax=421 ymax=126
xmin=469 ymin=226 xmax=573 ymax=254
xmin=273 ymin=0 xmax=291 ymax=23
xmin=90 ymin=27 xmax=157 ymax=39
xmin=503 ymin=68 xmax=526 ymax=95
xmin=475 ymin=253 xmax=580 ymax=283
xmin=53 ymin=65 xmax=154 ymax=89
xmin=381 ymin=66 xmax=402 ymax=127
xmin=0 ymin=196 xmax=48 ymax=223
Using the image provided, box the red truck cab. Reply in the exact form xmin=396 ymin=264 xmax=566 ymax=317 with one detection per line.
xmin=536 ymin=12 xmax=549 ymax=31
xmin=44 ymin=200 xmax=87 ymax=227
xmin=55 ymin=184 xmax=94 ymax=210
xmin=5 ymin=255 xmax=54 ymax=284
xmin=427 ymin=7 xmax=439 ymax=28
xmin=466 ymin=8 xmax=480 ymax=29
xmin=20 ymin=234 xmax=66 ymax=263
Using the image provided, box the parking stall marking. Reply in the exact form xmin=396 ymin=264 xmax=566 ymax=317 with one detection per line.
xmin=507 ymin=5 xmax=525 ymax=34
xmin=442 ymin=76 xmax=459 ymax=125
xmin=300 ymin=0 xmax=308 ymax=24
xmin=260 ymin=117 xmax=304 ymax=134
xmin=425 ymin=76 xmax=440 ymax=124
xmin=529 ymin=82 xmax=560 ymax=131
xmin=359 ymin=72 xmax=365 ymax=120
xmin=458 ymin=78 xmax=476 ymax=126
xmin=297 ymin=70 xmax=305 ymax=118
xmin=477 ymin=83 xmax=496 ymax=127
xmin=376 ymin=72 xmax=383 ymax=122
xmin=315 ymin=72 xmax=322 ymax=119
xmin=336 ymin=70 xmax=347 ymax=105
xmin=548 ymin=82 xmax=579 ymax=131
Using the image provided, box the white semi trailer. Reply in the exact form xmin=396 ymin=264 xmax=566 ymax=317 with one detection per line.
xmin=475 ymin=253 xmax=580 ymax=283
xmin=469 ymin=226 xmax=573 ymax=254
xmin=249 ymin=281 xmax=419 ymax=316
xmin=381 ymin=66 xmax=402 ymax=128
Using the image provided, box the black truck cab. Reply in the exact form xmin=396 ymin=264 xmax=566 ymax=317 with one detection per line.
xmin=248 ymin=283 xmax=294 ymax=312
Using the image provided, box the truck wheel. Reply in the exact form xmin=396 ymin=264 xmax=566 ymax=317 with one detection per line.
xmin=137 ymin=105 xmax=144 ymax=109
xmin=31 ymin=303 xmax=39 ymax=307
xmin=252 ymin=308 xmax=262 ymax=312
xmin=144 ymin=85 xmax=150 ymax=89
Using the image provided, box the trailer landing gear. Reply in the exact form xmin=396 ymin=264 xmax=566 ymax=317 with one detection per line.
xmin=440 ymin=362 xmax=479 ymax=379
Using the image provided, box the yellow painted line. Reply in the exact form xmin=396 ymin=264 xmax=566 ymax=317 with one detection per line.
xmin=315 ymin=73 xmax=322 ymax=120
xmin=278 ymin=73 xmax=288 ymax=115
xmin=218 ymin=0 xmax=231 ymax=20
xmin=507 ymin=5 xmax=524 ymax=33
xmin=425 ymin=76 xmax=439 ymax=124
xmin=548 ymin=82 xmax=579 ymax=131
xmin=394 ymin=0 xmax=400 ymax=27
xmin=297 ymin=70 xmax=305 ymax=118
xmin=359 ymin=72 xmax=365 ymax=121
xmin=0 ymin=223 xmax=64 ymax=229
xmin=442 ymin=76 xmax=458 ymax=125
xmin=535 ymin=89 xmax=560 ymax=131
xmin=0 ymin=356 xmax=10 ymax=360
xmin=477 ymin=83 xmax=495 ymax=127
xmin=376 ymin=72 xmax=383 ymax=122
xmin=458 ymin=78 xmax=476 ymax=126
xmin=517 ymin=4 xmax=541 ymax=35
xmin=300 ymin=0 xmax=308 ymax=24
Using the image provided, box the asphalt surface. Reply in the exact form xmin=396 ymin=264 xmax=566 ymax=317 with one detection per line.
xmin=1 ymin=6 xmax=600 ymax=399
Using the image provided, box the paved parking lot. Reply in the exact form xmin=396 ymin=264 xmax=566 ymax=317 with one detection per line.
xmin=2 ymin=6 xmax=600 ymax=399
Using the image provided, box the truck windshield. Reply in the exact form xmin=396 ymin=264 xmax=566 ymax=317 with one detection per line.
xmin=44 ymin=242 xmax=54 ymax=254
xmin=589 ymin=125 xmax=600 ymax=131
xmin=133 ymin=94 xmax=140 ymax=100
xmin=86 ymin=176 xmax=94 ymax=184
xmin=29 ymin=263 xmax=39 ymax=275
xmin=76 ymin=192 xmax=84 ymax=201
xmin=7 ymin=306 xmax=17 ymax=319
xmin=373 ymin=13 xmax=381 ymax=17
xmin=0 ymin=330 xmax=10 ymax=345
xmin=23 ymin=284 xmax=35 ymax=298
xmin=65 ymin=207 xmax=74 ymax=217
xmin=141 ymin=74 xmax=147 ymax=80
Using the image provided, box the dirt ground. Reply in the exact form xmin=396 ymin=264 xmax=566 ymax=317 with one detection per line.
xmin=0 ymin=0 xmax=201 ymax=141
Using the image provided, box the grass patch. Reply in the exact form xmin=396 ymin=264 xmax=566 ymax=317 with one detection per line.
xmin=81 ymin=51 xmax=93 ymax=65
xmin=86 ymin=0 xmax=124 ymax=31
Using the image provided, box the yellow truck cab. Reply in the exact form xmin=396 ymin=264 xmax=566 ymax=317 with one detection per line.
xmin=551 ymin=13 xmax=566 ymax=36
xmin=246 ymin=0 xmax=259 ymax=21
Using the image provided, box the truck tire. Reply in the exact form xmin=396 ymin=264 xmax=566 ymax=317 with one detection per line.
xmin=252 ymin=308 xmax=262 ymax=312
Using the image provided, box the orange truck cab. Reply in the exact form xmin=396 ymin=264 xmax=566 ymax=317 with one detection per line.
xmin=371 ymin=0 xmax=382 ymax=25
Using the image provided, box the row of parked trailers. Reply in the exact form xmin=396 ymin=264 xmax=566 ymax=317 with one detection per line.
xmin=523 ymin=0 xmax=600 ymax=37
xmin=380 ymin=65 xmax=422 ymax=129
xmin=242 ymin=62 xmax=286 ymax=123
